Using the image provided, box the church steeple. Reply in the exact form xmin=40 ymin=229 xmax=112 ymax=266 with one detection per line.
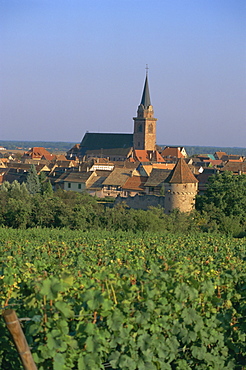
xmin=140 ymin=75 xmax=151 ymax=108
xmin=133 ymin=70 xmax=157 ymax=151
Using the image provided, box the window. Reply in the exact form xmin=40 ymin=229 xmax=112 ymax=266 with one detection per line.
xmin=68 ymin=183 xmax=71 ymax=188
xmin=138 ymin=124 xmax=143 ymax=132
xmin=78 ymin=184 xmax=82 ymax=189
xmin=148 ymin=123 xmax=153 ymax=133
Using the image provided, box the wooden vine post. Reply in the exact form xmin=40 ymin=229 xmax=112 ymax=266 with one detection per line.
xmin=2 ymin=309 xmax=37 ymax=370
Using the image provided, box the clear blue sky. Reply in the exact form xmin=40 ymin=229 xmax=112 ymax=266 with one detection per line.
xmin=1 ymin=0 xmax=245 ymax=147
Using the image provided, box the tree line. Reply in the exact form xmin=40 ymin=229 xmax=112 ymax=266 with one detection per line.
xmin=0 ymin=165 xmax=245 ymax=236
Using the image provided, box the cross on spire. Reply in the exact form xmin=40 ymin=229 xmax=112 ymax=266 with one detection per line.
xmin=145 ymin=64 xmax=149 ymax=76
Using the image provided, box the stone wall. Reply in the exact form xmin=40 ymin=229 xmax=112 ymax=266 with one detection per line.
xmin=115 ymin=194 xmax=165 ymax=210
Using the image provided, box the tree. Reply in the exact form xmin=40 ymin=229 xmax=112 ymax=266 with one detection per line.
xmin=196 ymin=172 xmax=246 ymax=217
xmin=4 ymin=198 xmax=32 ymax=228
xmin=26 ymin=165 xmax=41 ymax=194
xmin=39 ymin=172 xmax=53 ymax=196
xmin=196 ymin=171 xmax=246 ymax=235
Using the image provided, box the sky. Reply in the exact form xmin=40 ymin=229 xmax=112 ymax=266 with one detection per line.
xmin=0 ymin=0 xmax=246 ymax=148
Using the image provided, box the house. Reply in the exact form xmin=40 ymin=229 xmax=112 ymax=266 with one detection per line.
xmin=101 ymin=167 xmax=140 ymax=198
xmin=161 ymin=146 xmax=187 ymax=159
xmin=144 ymin=168 xmax=171 ymax=195
xmin=85 ymin=170 xmax=112 ymax=197
xmin=88 ymin=159 xmax=115 ymax=172
xmin=3 ymin=162 xmax=50 ymax=185
xmin=48 ymin=167 xmax=75 ymax=188
xmin=214 ymin=151 xmax=227 ymax=160
xmin=3 ymin=168 xmax=28 ymax=184
xmin=23 ymin=147 xmax=56 ymax=161
xmin=214 ymin=151 xmax=244 ymax=162
xmin=6 ymin=162 xmax=50 ymax=174
xmin=0 ymin=159 xmax=7 ymax=168
xmin=226 ymin=155 xmax=244 ymax=162
xmin=131 ymin=149 xmax=165 ymax=163
xmin=201 ymin=159 xmax=223 ymax=167
xmin=66 ymin=144 xmax=80 ymax=160
xmin=51 ymin=160 xmax=76 ymax=169
xmin=196 ymin=168 xmax=219 ymax=193
xmin=55 ymin=171 xmax=97 ymax=192
xmin=220 ymin=161 xmax=246 ymax=175
xmin=196 ymin=154 xmax=215 ymax=161
xmin=121 ymin=176 xmax=147 ymax=197
xmin=138 ymin=162 xmax=176 ymax=177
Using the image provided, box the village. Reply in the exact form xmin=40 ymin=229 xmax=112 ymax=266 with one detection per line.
xmin=0 ymin=74 xmax=245 ymax=214
xmin=0 ymin=137 xmax=245 ymax=213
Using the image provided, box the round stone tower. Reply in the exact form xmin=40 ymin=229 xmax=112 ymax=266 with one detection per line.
xmin=164 ymin=158 xmax=198 ymax=214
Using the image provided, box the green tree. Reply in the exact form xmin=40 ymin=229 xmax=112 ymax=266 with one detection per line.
xmin=26 ymin=164 xmax=41 ymax=194
xmin=4 ymin=197 xmax=32 ymax=228
xmin=196 ymin=171 xmax=246 ymax=235
xmin=39 ymin=172 xmax=53 ymax=196
xmin=0 ymin=181 xmax=31 ymax=227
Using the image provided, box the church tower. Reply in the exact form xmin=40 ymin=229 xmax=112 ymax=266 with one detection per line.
xmin=133 ymin=72 xmax=157 ymax=151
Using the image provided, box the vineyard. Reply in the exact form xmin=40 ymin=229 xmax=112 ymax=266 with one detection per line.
xmin=0 ymin=227 xmax=245 ymax=369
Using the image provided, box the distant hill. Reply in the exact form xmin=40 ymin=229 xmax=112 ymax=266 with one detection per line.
xmin=185 ymin=145 xmax=246 ymax=157
xmin=158 ymin=145 xmax=246 ymax=157
xmin=1 ymin=141 xmax=246 ymax=157
xmin=0 ymin=141 xmax=77 ymax=152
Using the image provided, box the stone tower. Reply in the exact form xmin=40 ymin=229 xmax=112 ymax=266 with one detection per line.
xmin=133 ymin=74 xmax=157 ymax=151
xmin=164 ymin=158 xmax=198 ymax=214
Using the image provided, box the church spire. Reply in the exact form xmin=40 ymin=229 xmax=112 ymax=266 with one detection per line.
xmin=140 ymin=74 xmax=151 ymax=108
xmin=133 ymin=69 xmax=157 ymax=151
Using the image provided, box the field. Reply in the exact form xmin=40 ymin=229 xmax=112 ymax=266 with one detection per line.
xmin=0 ymin=228 xmax=245 ymax=369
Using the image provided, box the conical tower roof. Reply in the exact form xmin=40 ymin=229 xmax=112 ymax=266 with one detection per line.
xmin=165 ymin=158 xmax=198 ymax=184
xmin=140 ymin=75 xmax=151 ymax=108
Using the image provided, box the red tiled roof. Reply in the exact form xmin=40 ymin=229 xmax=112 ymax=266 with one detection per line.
xmin=133 ymin=150 xmax=165 ymax=162
xmin=202 ymin=159 xmax=223 ymax=166
xmin=214 ymin=151 xmax=227 ymax=160
xmin=227 ymin=159 xmax=244 ymax=163
xmin=42 ymin=154 xmax=56 ymax=161
xmin=220 ymin=162 xmax=246 ymax=173
xmin=122 ymin=176 xmax=147 ymax=191
xmin=161 ymin=147 xmax=184 ymax=158
xmin=165 ymin=158 xmax=198 ymax=184
xmin=24 ymin=147 xmax=55 ymax=160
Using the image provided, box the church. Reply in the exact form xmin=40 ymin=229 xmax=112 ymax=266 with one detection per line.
xmin=65 ymin=73 xmax=199 ymax=213
xmin=76 ymin=73 xmax=158 ymax=160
